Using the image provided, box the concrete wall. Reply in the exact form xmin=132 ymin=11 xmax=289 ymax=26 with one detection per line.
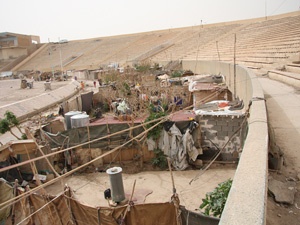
xmin=0 ymin=48 xmax=27 ymax=60
xmin=199 ymin=114 xmax=246 ymax=160
xmin=183 ymin=60 xmax=253 ymax=108
xmin=182 ymin=60 xmax=268 ymax=225
xmin=17 ymin=35 xmax=32 ymax=47
xmin=0 ymin=55 xmax=27 ymax=72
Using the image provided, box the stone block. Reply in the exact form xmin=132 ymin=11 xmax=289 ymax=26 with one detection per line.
xmin=217 ymin=131 xmax=228 ymax=138
xmin=206 ymin=131 xmax=217 ymax=140
xmin=207 ymin=120 xmax=217 ymax=125
xmin=222 ymin=126 xmax=232 ymax=132
xmin=200 ymin=120 xmax=206 ymax=126
xmin=217 ymin=120 xmax=228 ymax=126
xmin=214 ymin=125 xmax=222 ymax=132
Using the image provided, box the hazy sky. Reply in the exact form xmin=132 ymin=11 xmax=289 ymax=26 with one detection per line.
xmin=1 ymin=0 xmax=299 ymax=43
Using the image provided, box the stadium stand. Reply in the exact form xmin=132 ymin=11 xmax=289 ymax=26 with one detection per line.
xmin=1 ymin=11 xmax=299 ymax=80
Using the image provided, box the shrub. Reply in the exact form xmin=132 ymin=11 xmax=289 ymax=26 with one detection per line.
xmin=200 ymin=179 xmax=233 ymax=218
xmin=171 ymin=70 xmax=183 ymax=78
xmin=144 ymin=110 xmax=166 ymax=140
xmin=151 ymin=148 xmax=167 ymax=169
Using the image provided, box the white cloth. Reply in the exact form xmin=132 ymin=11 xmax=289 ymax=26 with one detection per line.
xmin=162 ymin=124 xmax=188 ymax=170
xmin=182 ymin=129 xmax=199 ymax=161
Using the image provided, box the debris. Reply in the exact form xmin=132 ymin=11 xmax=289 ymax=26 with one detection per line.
xmin=286 ymin=177 xmax=297 ymax=182
xmin=268 ymin=178 xmax=296 ymax=204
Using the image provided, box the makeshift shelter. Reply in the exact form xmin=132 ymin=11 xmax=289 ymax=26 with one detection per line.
xmin=0 ymin=140 xmax=38 ymax=162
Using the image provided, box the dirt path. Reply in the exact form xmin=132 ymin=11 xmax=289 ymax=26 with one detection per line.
xmin=0 ymin=79 xmax=71 ymax=107
xmin=45 ymin=168 xmax=236 ymax=211
xmin=258 ymin=76 xmax=300 ymax=225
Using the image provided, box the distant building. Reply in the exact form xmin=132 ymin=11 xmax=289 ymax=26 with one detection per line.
xmin=0 ymin=32 xmax=40 ymax=60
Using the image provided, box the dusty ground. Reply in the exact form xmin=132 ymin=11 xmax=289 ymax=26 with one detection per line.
xmin=45 ymin=165 xmax=236 ymax=212
xmin=258 ymin=76 xmax=300 ymax=225
xmin=0 ymin=79 xmax=70 ymax=107
xmin=0 ymin=79 xmax=96 ymax=107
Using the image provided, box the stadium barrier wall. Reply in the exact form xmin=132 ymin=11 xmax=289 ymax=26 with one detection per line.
xmin=182 ymin=60 xmax=268 ymax=225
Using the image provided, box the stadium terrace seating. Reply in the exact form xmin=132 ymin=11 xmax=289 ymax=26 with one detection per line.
xmin=6 ymin=11 xmax=300 ymax=73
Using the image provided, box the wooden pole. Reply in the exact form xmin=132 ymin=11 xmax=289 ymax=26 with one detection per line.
xmin=167 ymin=158 xmax=182 ymax=225
xmin=25 ymin=128 xmax=60 ymax=177
xmin=121 ymin=179 xmax=136 ymax=224
xmin=24 ymin=144 xmax=46 ymax=195
xmin=167 ymin=158 xmax=176 ymax=195
xmin=87 ymin=125 xmax=92 ymax=162
xmin=11 ymin=179 xmax=18 ymax=225
xmin=0 ymin=117 xmax=167 ymax=209
xmin=216 ymin=41 xmax=220 ymax=61
xmin=234 ymin=33 xmax=237 ymax=100
xmin=0 ymin=116 xmax=167 ymax=174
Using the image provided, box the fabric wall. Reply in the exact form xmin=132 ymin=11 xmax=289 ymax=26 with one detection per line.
xmin=11 ymin=188 xmax=178 ymax=225
xmin=0 ymin=180 xmax=13 ymax=222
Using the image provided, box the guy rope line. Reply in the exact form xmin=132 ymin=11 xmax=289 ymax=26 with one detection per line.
xmin=0 ymin=85 xmax=228 ymax=211
xmin=189 ymin=103 xmax=250 ymax=184
xmin=0 ymin=86 xmax=223 ymax=175
xmin=0 ymin=116 xmax=165 ymax=174
xmin=0 ymin=116 xmax=168 ymax=210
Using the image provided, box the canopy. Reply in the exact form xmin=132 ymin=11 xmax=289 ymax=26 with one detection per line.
xmin=0 ymin=139 xmax=38 ymax=161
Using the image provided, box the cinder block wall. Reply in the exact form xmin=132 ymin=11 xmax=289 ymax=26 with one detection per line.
xmin=199 ymin=115 xmax=246 ymax=161
xmin=182 ymin=60 xmax=268 ymax=225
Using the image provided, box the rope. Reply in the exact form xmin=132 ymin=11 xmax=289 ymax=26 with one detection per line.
xmin=0 ymin=117 xmax=168 ymax=211
xmin=189 ymin=110 xmax=249 ymax=185
xmin=0 ymin=116 xmax=166 ymax=174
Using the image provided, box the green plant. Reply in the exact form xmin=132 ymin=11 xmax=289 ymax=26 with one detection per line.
xmin=121 ymin=82 xmax=131 ymax=96
xmin=171 ymin=70 xmax=183 ymax=78
xmin=200 ymin=179 xmax=233 ymax=218
xmin=134 ymin=62 xmax=151 ymax=72
xmin=0 ymin=111 xmax=25 ymax=140
xmin=144 ymin=110 xmax=166 ymax=140
xmin=151 ymin=148 xmax=167 ymax=169
xmin=103 ymin=102 xmax=109 ymax=112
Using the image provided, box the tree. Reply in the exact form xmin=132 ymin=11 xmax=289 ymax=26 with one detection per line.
xmin=0 ymin=111 xmax=26 ymax=140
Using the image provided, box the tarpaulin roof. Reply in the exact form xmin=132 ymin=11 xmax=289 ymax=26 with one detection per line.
xmin=0 ymin=139 xmax=38 ymax=161
xmin=194 ymin=100 xmax=245 ymax=116
xmin=157 ymin=74 xmax=170 ymax=80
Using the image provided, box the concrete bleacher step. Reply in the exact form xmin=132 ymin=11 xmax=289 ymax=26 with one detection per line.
xmin=286 ymin=63 xmax=300 ymax=74
xmin=249 ymin=68 xmax=269 ymax=77
xmin=267 ymin=69 xmax=300 ymax=88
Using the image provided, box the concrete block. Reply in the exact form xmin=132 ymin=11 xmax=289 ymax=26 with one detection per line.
xmin=214 ymin=125 xmax=222 ymax=132
xmin=200 ymin=121 xmax=206 ymax=126
xmin=217 ymin=131 xmax=228 ymax=138
xmin=231 ymin=121 xmax=240 ymax=126
xmin=222 ymin=126 xmax=232 ymax=132
xmin=206 ymin=131 xmax=217 ymax=139
xmin=217 ymin=120 xmax=228 ymax=126
xmin=232 ymin=126 xmax=240 ymax=133
xmin=207 ymin=120 xmax=217 ymax=125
